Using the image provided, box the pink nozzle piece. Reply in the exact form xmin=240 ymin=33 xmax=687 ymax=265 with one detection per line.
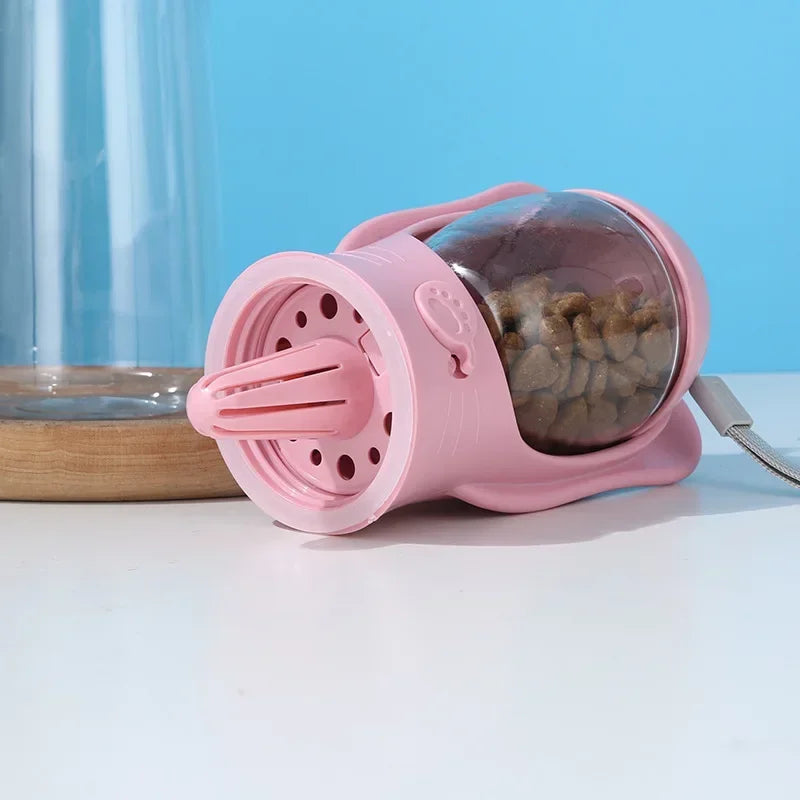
xmin=187 ymin=337 xmax=375 ymax=441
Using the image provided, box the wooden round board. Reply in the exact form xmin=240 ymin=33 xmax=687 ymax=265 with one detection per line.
xmin=0 ymin=415 xmax=244 ymax=501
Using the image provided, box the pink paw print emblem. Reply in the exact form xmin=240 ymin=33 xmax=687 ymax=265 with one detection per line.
xmin=414 ymin=280 xmax=478 ymax=375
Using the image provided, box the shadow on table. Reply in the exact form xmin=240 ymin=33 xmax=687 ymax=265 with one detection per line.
xmin=301 ymin=450 xmax=800 ymax=551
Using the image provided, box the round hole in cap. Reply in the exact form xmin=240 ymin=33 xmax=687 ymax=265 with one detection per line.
xmin=320 ymin=293 xmax=338 ymax=319
xmin=310 ymin=449 xmax=322 ymax=466
xmin=295 ymin=311 xmax=307 ymax=328
xmin=276 ymin=337 xmax=292 ymax=351
xmin=369 ymin=447 xmax=380 ymax=465
xmin=384 ymin=412 xmax=392 ymax=435
xmin=337 ymin=454 xmax=355 ymax=480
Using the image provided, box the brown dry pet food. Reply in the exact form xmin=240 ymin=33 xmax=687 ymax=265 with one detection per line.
xmin=630 ymin=301 xmax=661 ymax=331
xmin=502 ymin=331 xmax=525 ymax=357
xmin=514 ymin=278 xmax=550 ymax=335
xmin=539 ymin=315 xmax=573 ymax=360
xmin=587 ymin=397 xmax=618 ymax=429
xmin=637 ymin=322 xmax=672 ymax=371
xmin=519 ymin=305 xmax=544 ymax=343
xmin=549 ymin=397 xmax=588 ymax=441
xmin=607 ymin=362 xmax=638 ymax=397
xmin=565 ymin=356 xmax=590 ymax=398
xmin=587 ymin=359 xmax=608 ymax=399
xmin=513 ymin=274 xmax=552 ymax=304
xmin=636 ymin=294 xmax=662 ymax=310
xmin=612 ymin=290 xmax=635 ymax=316
xmin=589 ymin=297 xmax=613 ymax=327
xmin=479 ymin=304 xmax=502 ymax=342
xmin=510 ymin=344 xmax=559 ymax=391
xmin=498 ymin=331 xmax=526 ymax=372
xmin=621 ymin=353 xmax=647 ymax=381
xmin=618 ymin=391 xmax=658 ymax=429
xmin=602 ymin=313 xmax=637 ymax=362
xmin=572 ymin=313 xmax=605 ymax=361
xmin=640 ymin=370 xmax=661 ymax=388
xmin=517 ymin=390 xmax=559 ymax=439
xmin=551 ymin=355 xmax=572 ymax=394
xmin=486 ymin=274 xmax=676 ymax=455
xmin=512 ymin=391 xmax=530 ymax=409
xmin=547 ymin=291 xmax=589 ymax=318
xmin=484 ymin=290 xmax=519 ymax=331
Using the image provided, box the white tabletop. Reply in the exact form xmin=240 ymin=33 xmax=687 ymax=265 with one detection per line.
xmin=2 ymin=373 xmax=799 ymax=800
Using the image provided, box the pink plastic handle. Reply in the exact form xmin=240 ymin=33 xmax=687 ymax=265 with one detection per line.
xmin=335 ymin=181 xmax=543 ymax=252
xmin=187 ymin=337 xmax=375 ymax=440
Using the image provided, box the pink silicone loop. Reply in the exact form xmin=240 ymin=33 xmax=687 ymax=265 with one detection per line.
xmin=335 ymin=182 xmax=544 ymax=252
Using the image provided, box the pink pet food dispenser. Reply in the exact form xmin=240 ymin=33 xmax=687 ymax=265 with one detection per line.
xmin=187 ymin=182 xmax=710 ymax=533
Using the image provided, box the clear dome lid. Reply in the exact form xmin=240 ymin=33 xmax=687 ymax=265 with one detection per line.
xmin=425 ymin=191 xmax=682 ymax=454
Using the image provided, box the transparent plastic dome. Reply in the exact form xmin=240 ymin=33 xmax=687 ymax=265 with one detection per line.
xmin=426 ymin=191 xmax=682 ymax=454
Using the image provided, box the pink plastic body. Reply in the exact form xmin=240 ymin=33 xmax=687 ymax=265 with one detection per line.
xmin=188 ymin=183 xmax=710 ymax=534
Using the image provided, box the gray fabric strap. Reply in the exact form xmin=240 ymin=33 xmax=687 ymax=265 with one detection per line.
xmin=690 ymin=376 xmax=800 ymax=490
xmin=727 ymin=425 xmax=800 ymax=489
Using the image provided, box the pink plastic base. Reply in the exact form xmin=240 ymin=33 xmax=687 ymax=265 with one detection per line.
xmin=452 ymin=400 xmax=701 ymax=512
xmin=193 ymin=182 xmax=710 ymax=534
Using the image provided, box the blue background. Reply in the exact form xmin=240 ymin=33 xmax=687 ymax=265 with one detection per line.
xmin=209 ymin=0 xmax=800 ymax=373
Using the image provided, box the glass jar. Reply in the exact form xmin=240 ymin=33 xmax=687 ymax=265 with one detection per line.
xmin=0 ymin=0 xmax=239 ymax=501
xmin=0 ymin=0 xmax=218 ymax=421
xmin=426 ymin=191 xmax=682 ymax=454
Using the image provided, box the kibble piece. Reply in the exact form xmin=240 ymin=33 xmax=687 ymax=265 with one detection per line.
xmin=648 ymin=293 xmax=675 ymax=323
xmin=640 ymin=370 xmax=662 ymax=388
xmin=618 ymin=391 xmax=658 ymax=429
xmin=539 ymin=314 xmax=574 ymax=360
xmin=502 ymin=331 xmax=525 ymax=359
xmin=631 ymin=300 xmax=662 ymax=331
xmin=511 ymin=391 xmax=529 ymax=409
xmin=515 ymin=278 xmax=550 ymax=335
xmin=572 ymin=313 xmax=605 ymax=361
xmin=587 ymin=397 xmax=618 ymax=429
xmin=503 ymin=331 xmax=525 ymax=349
xmin=519 ymin=304 xmax=544 ymax=344
xmin=637 ymin=322 xmax=673 ymax=372
xmin=498 ymin=331 xmax=525 ymax=372
xmin=566 ymin=356 xmax=590 ymax=398
xmin=547 ymin=291 xmax=589 ymax=318
xmin=636 ymin=294 xmax=661 ymax=310
xmin=549 ymin=397 xmax=589 ymax=441
xmin=485 ymin=290 xmax=519 ymax=333
xmin=602 ymin=313 xmax=638 ymax=362
xmin=589 ymin=297 xmax=613 ymax=327
xmin=621 ymin=353 xmax=647 ymax=382
xmin=587 ymin=359 xmax=608 ymax=399
xmin=513 ymin=274 xmax=552 ymax=304
xmin=612 ymin=289 xmax=635 ymax=316
xmin=517 ymin=390 xmax=559 ymax=439
xmin=510 ymin=344 xmax=559 ymax=391
xmin=607 ymin=362 xmax=638 ymax=397
xmin=551 ymin=355 xmax=572 ymax=394
xmin=479 ymin=304 xmax=502 ymax=342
